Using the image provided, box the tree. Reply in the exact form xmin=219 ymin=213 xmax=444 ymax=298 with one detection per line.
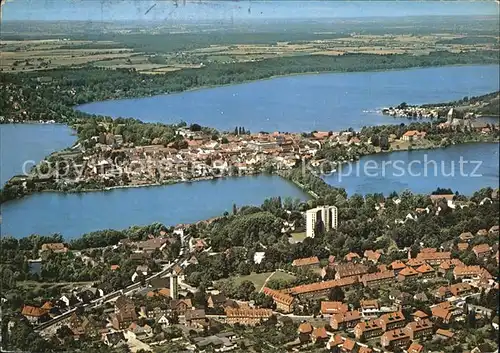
xmin=189 ymin=123 xmax=201 ymax=131
xmin=328 ymin=286 xmax=345 ymax=301
xmin=237 ymin=280 xmax=256 ymax=301
xmin=232 ymin=203 xmax=237 ymax=215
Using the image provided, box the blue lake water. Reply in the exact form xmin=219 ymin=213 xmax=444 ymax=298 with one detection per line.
xmin=324 ymin=143 xmax=500 ymax=196
xmin=0 ymin=124 xmax=76 ymax=185
xmin=0 ymin=175 xmax=310 ymax=239
xmin=76 ymin=65 xmax=500 ymax=133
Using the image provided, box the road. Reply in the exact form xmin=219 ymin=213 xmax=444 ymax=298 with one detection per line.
xmin=35 ymin=237 xmax=191 ymax=333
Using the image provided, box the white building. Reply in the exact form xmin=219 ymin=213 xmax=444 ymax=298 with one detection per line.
xmin=306 ymin=205 xmax=338 ymax=238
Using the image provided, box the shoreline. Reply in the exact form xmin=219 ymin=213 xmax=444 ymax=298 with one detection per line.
xmin=73 ymin=63 xmax=499 ymax=115
xmin=3 ymin=140 xmax=497 ymax=205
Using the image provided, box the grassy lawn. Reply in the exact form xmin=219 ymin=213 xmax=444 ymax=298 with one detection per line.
xmin=232 ymin=272 xmax=275 ymax=291
xmin=268 ymin=271 xmax=297 ymax=283
xmin=289 ymin=231 xmax=307 ymax=243
xmin=230 ymin=271 xmax=297 ymax=291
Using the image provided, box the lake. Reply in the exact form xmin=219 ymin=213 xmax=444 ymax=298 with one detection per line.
xmin=0 ymin=124 xmax=76 ymax=185
xmin=76 ymin=65 xmax=500 ymax=132
xmin=0 ymin=175 xmax=310 ymax=239
xmin=323 ymin=143 xmax=499 ymax=196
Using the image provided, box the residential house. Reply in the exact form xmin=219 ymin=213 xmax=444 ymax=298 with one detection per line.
xmin=453 ymin=265 xmax=491 ymax=280
xmin=390 ymin=260 xmax=407 ymax=274
xmin=298 ymin=322 xmax=313 ymax=343
xmin=449 ymin=282 xmax=474 ymax=297
xmin=489 ymin=225 xmax=499 ymax=237
xmin=412 ymin=310 xmax=429 ymax=322
xmin=380 ymin=329 xmax=410 ymax=349
xmin=476 ymin=229 xmax=488 ymax=237
xmin=68 ymin=313 xmax=99 ymax=338
xmin=435 ymin=286 xmax=451 ymax=300
xmin=128 ymin=322 xmax=153 ymax=340
xmin=378 ymin=311 xmax=406 ymax=331
xmin=185 ymin=309 xmax=207 ymax=328
xmin=207 ymin=294 xmax=227 ymax=309
xmin=403 ymin=319 xmax=433 ymax=340
xmin=397 ymin=266 xmax=419 ymax=281
xmin=359 ymin=270 xmax=394 ymax=287
xmin=435 ymin=329 xmax=454 ymax=340
xmin=286 ymin=276 xmax=358 ymax=299
xmin=292 ymin=256 xmax=320 ymax=268
xmin=402 ymin=130 xmax=425 ymax=141
xmin=415 ymin=263 xmax=435 ymax=278
xmin=472 ymin=244 xmax=491 ymax=260
xmin=341 ymin=338 xmax=359 ymax=353
xmin=431 ymin=303 xmax=454 ymax=324
xmin=170 ymin=299 xmax=193 ymax=314
xmin=459 ymin=232 xmax=474 ymax=242
xmin=363 ymin=250 xmax=381 ymax=264
xmin=135 ymin=237 xmax=170 ymax=253
xmin=225 ymin=308 xmax=273 ymax=326
xmin=406 ymin=258 xmax=425 ymax=268
xmin=331 ymin=310 xmax=362 ymax=330
xmin=415 ymin=251 xmax=451 ymax=265
xmin=344 ymin=252 xmax=361 ymax=262
xmin=41 ymin=243 xmax=68 ymax=254
xmin=21 ymin=305 xmax=49 ymax=324
xmin=311 ymin=326 xmax=328 ymax=343
xmin=155 ymin=313 xmax=170 ymax=329
xmin=438 ymin=259 xmax=465 ymax=276
xmin=111 ymin=296 xmax=137 ymax=330
xmin=335 ymin=263 xmax=368 ymax=279
xmin=320 ymin=301 xmax=348 ymax=315
xmin=354 ymin=319 xmax=384 ymax=340
xmin=103 ymin=331 xmax=127 ymax=348
xmin=457 ymin=242 xmax=469 ymax=251
xmin=360 ymin=300 xmax=380 ymax=318
xmin=407 ymin=342 xmax=424 ymax=353
xmin=262 ymin=287 xmax=295 ymax=313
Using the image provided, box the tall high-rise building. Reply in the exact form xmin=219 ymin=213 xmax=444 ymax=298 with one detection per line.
xmin=170 ymin=274 xmax=179 ymax=300
xmin=306 ymin=205 xmax=338 ymax=238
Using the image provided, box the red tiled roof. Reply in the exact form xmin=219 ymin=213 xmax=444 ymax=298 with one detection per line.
xmin=333 ymin=310 xmax=361 ymax=323
xmin=262 ymin=287 xmax=294 ymax=306
xmin=344 ymin=252 xmax=360 ymax=261
xmin=225 ymin=308 xmax=273 ymax=319
xmin=436 ymin=328 xmax=454 ymax=338
xmin=321 ymin=301 xmax=348 ymax=314
xmin=21 ymin=305 xmax=48 ymax=317
xmin=472 ymin=243 xmax=490 ymax=255
xmin=298 ymin=322 xmax=313 ymax=334
xmin=416 ymin=251 xmax=451 ymax=262
xmin=359 ymin=270 xmax=394 ymax=284
xmin=408 ymin=342 xmax=424 ymax=353
xmin=415 ymin=263 xmax=434 ymax=274
xmin=288 ymin=276 xmax=358 ymax=295
xmin=398 ymin=266 xmax=419 ymax=277
xmin=381 ymin=328 xmax=410 ymax=342
xmin=292 ymin=256 xmax=320 ymax=267
xmin=364 ymin=250 xmax=381 ymax=261
xmin=412 ymin=310 xmax=429 ymax=319
xmin=360 ymin=299 xmax=379 ymax=309
xmin=390 ymin=260 xmax=407 ymax=270
xmin=312 ymin=326 xmax=328 ymax=339
xmin=342 ymin=338 xmax=357 ymax=351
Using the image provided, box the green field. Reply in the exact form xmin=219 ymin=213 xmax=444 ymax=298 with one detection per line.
xmin=289 ymin=231 xmax=307 ymax=243
xmin=231 ymin=271 xmax=297 ymax=291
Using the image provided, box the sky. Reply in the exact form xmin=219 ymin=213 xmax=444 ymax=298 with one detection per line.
xmin=2 ymin=0 xmax=499 ymax=22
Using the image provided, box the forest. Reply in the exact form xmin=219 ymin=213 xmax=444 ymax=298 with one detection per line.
xmin=2 ymin=50 xmax=498 ymax=125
